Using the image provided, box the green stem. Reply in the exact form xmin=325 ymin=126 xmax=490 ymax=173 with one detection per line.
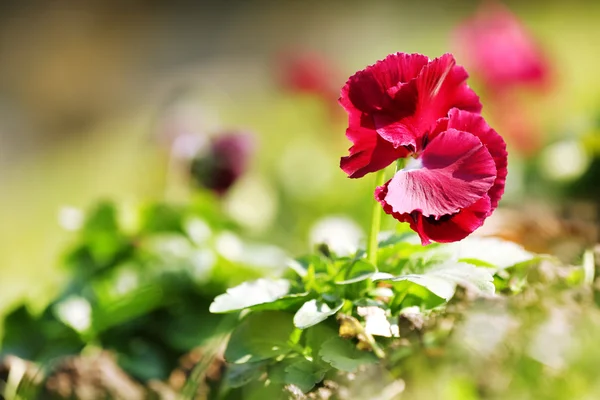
xmin=367 ymin=169 xmax=386 ymax=267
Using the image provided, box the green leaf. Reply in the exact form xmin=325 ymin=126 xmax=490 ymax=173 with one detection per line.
xmin=139 ymin=203 xmax=184 ymax=233
xmin=250 ymin=292 xmax=311 ymax=312
xmin=334 ymin=260 xmax=377 ymax=284
xmin=443 ymin=237 xmax=535 ymax=270
xmin=377 ymin=230 xmax=420 ymax=247
xmin=388 ymin=280 xmax=445 ymax=312
xmin=224 ymin=311 xmax=296 ymax=363
xmin=293 ymin=299 xmax=344 ymax=329
xmin=284 ymin=359 xmax=328 ymax=393
xmin=290 ymin=255 xmax=330 ymax=276
xmin=224 ymin=362 xmax=267 ymax=388
xmin=92 ymin=284 xmax=164 ymax=332
xmin=304 ymin=322 xmax=339 ymax=364
xmin=209 ymin=279 xmax=291 ymax=313
xmin=385 ymin=262 xmax=495 ymax=301
xmin=319 ymin=336 xmax=378 ymax=372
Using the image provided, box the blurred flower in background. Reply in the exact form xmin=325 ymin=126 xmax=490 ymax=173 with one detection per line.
xmin=276 ymin=49 xmax=340 ymax=102
xmin=309 ymin=216 xmax=364 ymax=256
xmin=190 ymin=132 xmax=255 ymax=196
xmin=454 ymin=1 xmax=550 ymax=92
xmin=454 ymin=1 xmax=552 ymax=156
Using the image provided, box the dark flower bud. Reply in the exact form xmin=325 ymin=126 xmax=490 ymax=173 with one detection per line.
xmin=190 ymin=132 xmax=254 ymax=195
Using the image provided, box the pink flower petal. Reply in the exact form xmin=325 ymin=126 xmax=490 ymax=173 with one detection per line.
xmin=383 ymin=129 xmax=496 ymax=218
xmin=443 ymin=109 xmax=507 ymax=211
xmin=375 ymin=185 xmax=492 ymax=245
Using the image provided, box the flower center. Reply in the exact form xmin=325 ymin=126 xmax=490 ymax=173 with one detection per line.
xmin=403 ymin=156 xmax=423 ymax=171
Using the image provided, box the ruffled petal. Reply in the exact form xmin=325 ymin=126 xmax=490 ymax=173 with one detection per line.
xmin=376 ymin=54 xmax=481 ymax=148
xmin=382 ymin=129 xmax=496 ymax=218
xmin=443 ymin=109 xmax=507 ymax=211
xmin=413 ymin=54 xmax=482 ymax=132
xmin=415 ymin=195 xmax=491 ymax=244
xmin=339 ymin=53 xmax=429 ymax=115
xmin=375 ymin=184 xmax=492 ymax=245
xmin=340 ymin=127 xmax=410 ymax=178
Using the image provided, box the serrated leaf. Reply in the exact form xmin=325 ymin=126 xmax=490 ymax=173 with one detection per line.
xmin=284 ymin=359 xmax=328 ymax=393
xmin=319 ymin=336 xmax=378 ymax=372
xmin=209 ymin=279 xmax=291 ymax=313
xmin=293 ymin=299 xmax=344 ymax=329
xmin=224 ymin=311 xmax=295 ymax=363
xmin=334 ymin=260 xmax=377 ymax=284
xmin=387 ymin=262 xmax=495 ymax=300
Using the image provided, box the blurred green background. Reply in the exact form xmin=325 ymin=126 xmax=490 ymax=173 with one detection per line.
xmin=1 ymin=0 xmax=599 ymax=324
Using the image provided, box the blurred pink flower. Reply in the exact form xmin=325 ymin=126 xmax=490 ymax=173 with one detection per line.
xmin=276 ymin=50 xmax=340 ymax=102
xmin=454 ymin=2 xmax=550 ymax=92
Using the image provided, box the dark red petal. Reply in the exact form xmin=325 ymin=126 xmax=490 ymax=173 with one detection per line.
xmin=375 ymin=184 xmax=492 ymax=245
xmin=444 ymin=109 xmax=507 ymax=211
xmin=339 ymin=53 xmax=429 ymax=115
xmin=413 ymin=54 xmax=482 ymax=131
xmin=383 ymin=129 xmax=496 ymax=218
xmin=340 ymin=124 xmax=410 ymax=178
xmin=377 ymin=54 xmax=482 ymax=148
xmin=416 ymin=195 xmax=492 ymax=244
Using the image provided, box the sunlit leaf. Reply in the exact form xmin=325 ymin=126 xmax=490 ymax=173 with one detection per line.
xmin=443 ymin=237 xmax=536 ymax=270
xmin=293 ymin=299 xmax=344 ymax=329
xmin=209 ymin=279 xmax=291 ymax=313
xmin=385 ymin=262 xmax=495 ymax=301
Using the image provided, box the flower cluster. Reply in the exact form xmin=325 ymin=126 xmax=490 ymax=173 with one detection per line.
xmin=340 ymin=53 xmax=507 ymax=245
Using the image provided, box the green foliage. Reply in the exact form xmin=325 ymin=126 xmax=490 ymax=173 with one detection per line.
xmin=224 ymin=311 xmax=296 ymax=363
xmin=209 ymin=230 xmax=543 ymax=396
xmin=293 ymin=299 xmax=344 ymax=329
xmin=0 ymin=195 xmax=282 ymax=383
xmin=318 ymin=336 xmax=378 ymax=372
xmin=3 ymin=193 xmax=589 ymax=400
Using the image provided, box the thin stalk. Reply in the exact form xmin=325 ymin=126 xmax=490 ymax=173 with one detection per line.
xmin=367 ymin=169 xmax=387 ymax=267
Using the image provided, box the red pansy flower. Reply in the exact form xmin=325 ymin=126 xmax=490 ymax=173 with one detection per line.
xmin=453 ymin=1 xmax=549 ymax=91
xmin=340 ymin=52 xmax=482 ymax=178
xmin=375 ymin=108 xmax=507 ymax=245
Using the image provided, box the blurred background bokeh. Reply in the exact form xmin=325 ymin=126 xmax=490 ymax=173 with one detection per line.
xmin=1 ymin=0 xmax=600 ymax=346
